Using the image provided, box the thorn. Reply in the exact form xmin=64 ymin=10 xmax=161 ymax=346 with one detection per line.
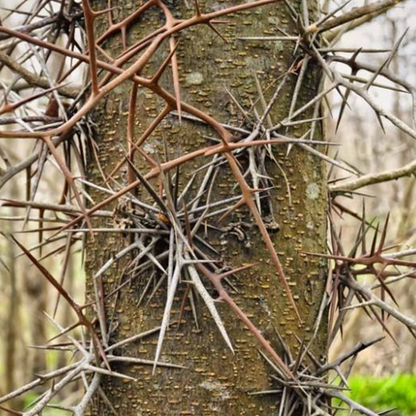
xmin=377 ymin=213 xmax=390 ymax=255
xmin=218 ymin=196 xmax=246 ymax=222
xmin=151 ymin=41 xmax=180 ymax=84
xmin=92 ymin=6 xmax=119 ymax=18
xmin=46 ymin=321 xmax=82 ymax=343
xmin=0 ymin=405 xmax=22 ymax=415
xmin=193 ymin=0 xmax=202 ymax=16
xmin=218 ymin=263 xmax=256 ymax=280
xmin=207 ymin=22 xmax=229 ymax=43
xmin=367 ymin=225 xmax=379 ymax=259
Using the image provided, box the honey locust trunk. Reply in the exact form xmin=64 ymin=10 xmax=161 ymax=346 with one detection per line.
xmin=86 ymin=0 xmax=328 ymax=414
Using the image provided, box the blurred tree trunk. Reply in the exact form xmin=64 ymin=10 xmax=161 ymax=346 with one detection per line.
xmin=86 ymin=0 xmax=328 ymax=414
xmin=23 ymin=268 xmax=48 ymax=375
xmin=4 ymin=234 xmax=19 ymax=411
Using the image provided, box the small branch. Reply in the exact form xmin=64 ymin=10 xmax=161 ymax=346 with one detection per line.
xmin=330 ymin=159 xmax=416 ymax=192
xmin=341 ymin=275 xmax=416 ymax=331
xmin=0 ymin=50 xmax=79 ymax=98
xmin=308 ymin=0 xmax=403 ymax=34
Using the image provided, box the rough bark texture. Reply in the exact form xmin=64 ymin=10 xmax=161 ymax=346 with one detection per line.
xmin=86 ymin=0 xmax=327 ymax=414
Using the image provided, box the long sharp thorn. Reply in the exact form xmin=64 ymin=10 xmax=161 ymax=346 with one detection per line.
xmin=152 ymin=41 xmax=180 ymax=84
xmin=0 ymin=405 xmax=22 ymax=415
xmin=361 ymin=201 xmax=367 ymax=255
xmin=370 ymin=223 xmax=379 ymax=256
xmin=365 ymin=28 xmax=409 ymax=91
xmin=193 ymin=0 xmax=201 ymax=16
xmin=218 ymin=263 xmax=256 ymax=280
xmin=126 ymin=159 xmax=168 ymax=214
xmin=47 ymin=321 xmax=82 ymax=344
xmin=43 ymin=136 xmax=94 ymax=236
xmin=169 ymin=37 xmax=182 ymax=123
xmin=12 ymin=236 xmax=78 ymax=311
xmin=187 ymin=262 xmax=234 ymax=353
xmin=377 ymin=213 xmax=390 ymax=254
xmin=218 ymin=196 xmax=245 ymax=222
xmin=207 ymin=22 xmax=228 ymax=43
xmin=153 ymin=245 xmax=183 ymax=375
xmin=375 ymin=266 xmax=398 ymax=307
xmin=335 ymin=86 xmax=352 ymax=133
xmin=81 ymin=0 xmax=100 ymax=96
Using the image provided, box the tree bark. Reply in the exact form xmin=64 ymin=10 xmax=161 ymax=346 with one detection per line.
xmin=86 ymin=0 xmax=328 ymax=414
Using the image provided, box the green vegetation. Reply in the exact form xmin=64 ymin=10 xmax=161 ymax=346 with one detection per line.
xmin=348 ymin=374 xmax=416 ymax=415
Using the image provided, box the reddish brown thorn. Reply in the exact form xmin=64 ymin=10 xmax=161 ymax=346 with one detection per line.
xmin=197 ymin=263 xmax=293 ymax=379
xmin=193 ymin=0 xmax=202 ymax=16
xmin=0 ymin=83 xmax=68 ymax=116
xmin=47 ymin=320 xmax=83 ymax=344
xmin=155 ymin=0 xmax=182 ymax=121
xmin=217 ymin=263 xmax=256 ymax=280
xmin=12 ymin=236 xmax=110 ymax=368
xmin=170 ymin=36 xmax=182 ymax=123
xmin=137 ymin=148 xmax=158 ymax=169
xmin=127 ymin=83 xmax=138 ymax=186
xmin=377 ymin=213 xmax=390 ymax=255
xmin=218 ymin=196 xmax=247 ymax=222
xmin=218 ymin=149 xmax=302 ymax=321
xmin=91 ymin=6 xmax=119 ymax=18
xmin=374 ymin=264 xmax=398 ymax=307
xmin=207 ymin=22 xmax=228 ymax=43
xmin=81 ymin=0 xmax=100 ymax=96
xmin=361 ymin=202 xmax=367 ymax=255
xmin=107 ymin=0 xmax=114 ymax=25
xmin=302 ymin=250 xmax=353 ymax=263
xmin=0 ymin=405 xmax=22 ymax=415
xmin=177 ymin=285 xmax=191 ymax=329
xmin=327 ymin=266 xmax=339 ymax=348
xmin=210 ymin=20 xmax=230 ymax=25
xmin=80 ymin=300 xmax=97 ymax=311
xmin=369 ymin=222 xmax=380 ymax=256
xmin=52 ymin=234 xmax=73 ymax=318
xmin=96 ymin=44 xmax=114 ymax=62
xmin=151 ymin=41 xmax=180 ymax=84
xmin=12 ymin=236 xmax=79 ymax=312
xmin=97 ymin=0 xmax=158 ymax=46
xmin=126 ymin=158 xmax=167 ymax=214
xmin=38 ymin=208 xmax=45 ymax=257
xmin=217 ymin=187 xmax=262 ymax=222
xmin=121 ymin=26 xmax=127 ymax=51
xmin=105 ymin=105 xmax=171 ymax=183
xmin=248 ymin=196 xmax=302 ymax=322
xmin=53 ymin=178 xmax=143 ymax=236
xmin=43 ymin=136 xmax=93 ymax=236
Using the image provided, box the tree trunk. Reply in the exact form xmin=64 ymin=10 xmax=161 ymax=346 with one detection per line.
xmin=86 ymin=0 xmax=327 ymax=414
